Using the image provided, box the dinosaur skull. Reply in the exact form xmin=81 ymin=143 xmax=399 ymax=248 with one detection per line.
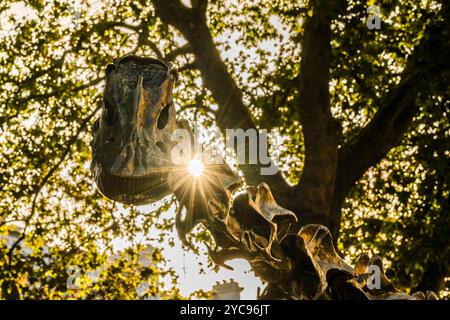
xmin=90 ymin=56 xmax=178 ymax=205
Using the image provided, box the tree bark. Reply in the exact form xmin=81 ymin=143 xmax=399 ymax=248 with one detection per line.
xmin=292 ymin=5 xmax=340 ymax=228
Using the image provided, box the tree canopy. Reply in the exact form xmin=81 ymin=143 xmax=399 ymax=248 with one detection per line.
xmin=0 ymin=0 xmax=448 ymax=299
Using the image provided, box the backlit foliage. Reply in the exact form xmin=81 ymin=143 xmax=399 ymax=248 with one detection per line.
xmin=0 ymin=0 xmax=448 ymax=298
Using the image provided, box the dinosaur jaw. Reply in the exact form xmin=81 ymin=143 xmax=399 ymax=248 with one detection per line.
xmin=91 ymin=161 xmax=171 ymax=205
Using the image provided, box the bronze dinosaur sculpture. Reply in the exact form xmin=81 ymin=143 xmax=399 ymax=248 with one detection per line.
xmin=90 ymin=56 xmax=436 ymax=300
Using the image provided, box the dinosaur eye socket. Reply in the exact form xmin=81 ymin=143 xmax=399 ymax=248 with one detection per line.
xmin=157 ymin=102 xmax=171 ymax=129
xmin=105 ymin=64 xmax=116 ymax=75
xmin=103 ymin=99 xmax=118 ymax=126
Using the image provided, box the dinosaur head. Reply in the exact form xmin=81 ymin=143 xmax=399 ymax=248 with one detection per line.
xmin=90 ymin=55 xmax=179 ymax=205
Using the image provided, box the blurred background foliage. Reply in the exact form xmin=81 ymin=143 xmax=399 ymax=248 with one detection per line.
xmin=0 ymin=0 xmax=448 ymax=298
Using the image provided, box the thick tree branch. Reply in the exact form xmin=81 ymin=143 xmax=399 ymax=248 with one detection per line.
xmin=178 ymin=61 xmax=198 ymax=72
xmin=293 ymin=2 xmax=342 ymax=225
xmin=164 ymin=44 xmax=192 ymax=62
xmin=151 ymin=0 xmax=292 ymax=202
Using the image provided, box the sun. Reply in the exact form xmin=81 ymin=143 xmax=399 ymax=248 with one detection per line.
xmin=188 ymin=159 xmax=204 ymax=177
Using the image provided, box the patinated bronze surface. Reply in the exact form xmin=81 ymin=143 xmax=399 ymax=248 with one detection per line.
xmin=90 ymin=56 xmax=436 ymax=300
xmin=90 ymin=56 xmax=178 ymax=205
